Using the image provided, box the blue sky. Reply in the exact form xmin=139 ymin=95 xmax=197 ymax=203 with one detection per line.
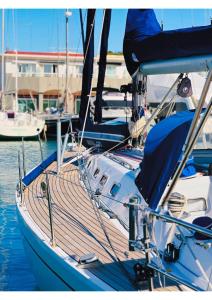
xmin=1 ymin=9 xmax=212 ymax=54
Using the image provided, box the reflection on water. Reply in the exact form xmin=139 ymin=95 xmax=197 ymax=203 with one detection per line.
xmin=0 ymin=140 xmax=56 ymax=291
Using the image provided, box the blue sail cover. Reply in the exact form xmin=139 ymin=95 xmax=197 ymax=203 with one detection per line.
xmin=123 ymin=9 xmax=212 ymax=76
xmin=94 ymin=9 xmax=111 ymax=123
xmin=79 ymin=9 xmax=96 ymax=127
xmin=135 ymin=111 xmax=194 ymax=209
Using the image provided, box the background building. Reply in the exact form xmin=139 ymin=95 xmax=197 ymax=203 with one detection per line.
xmin=0 ymin=50 xmax=131 ymax=114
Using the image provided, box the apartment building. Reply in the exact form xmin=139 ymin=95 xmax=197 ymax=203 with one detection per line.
xmin=0 ymin=50 xmax=131 ymax=114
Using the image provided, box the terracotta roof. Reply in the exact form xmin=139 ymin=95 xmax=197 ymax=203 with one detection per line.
xmin=5 ymin=50 xmax=83 ymax=57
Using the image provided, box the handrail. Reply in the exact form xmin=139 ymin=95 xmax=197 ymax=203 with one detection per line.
xmin=148 ymin=209 xmax=212 ymax=239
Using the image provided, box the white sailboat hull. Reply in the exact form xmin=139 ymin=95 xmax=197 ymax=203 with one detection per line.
xmin=0 ymin=112 xmax=45 ymax=139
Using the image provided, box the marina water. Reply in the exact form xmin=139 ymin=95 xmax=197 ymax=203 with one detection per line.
xmin=0 ymin=140 xmax=56 ymax=291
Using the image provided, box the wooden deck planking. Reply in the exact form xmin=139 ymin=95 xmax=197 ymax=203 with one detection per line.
xmin=22 ymin=151 xmax=182 ymax=291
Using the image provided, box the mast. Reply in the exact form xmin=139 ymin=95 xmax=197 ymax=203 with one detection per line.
xmin=64 ymin=9 xmax=72 ymax=113
xmin=79 ymin=9 xmax=95 ymax=128
xmin=79 ymin=9 xmax=85 ymax=55
xmin=15 ymin=49 xmax=18 ymax=112
xmin=1 ymin=9 xmax=4 ymax=110
xmin=94 ymin=9 xmax=111 ymax=124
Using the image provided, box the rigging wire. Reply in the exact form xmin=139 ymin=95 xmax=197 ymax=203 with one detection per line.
xmin=19 ymin=150 xmax=137 ymax=286
xmin=78 ymin=152 xmax=138 ymax=288
xmin=21 ymin=152 xmax=128 ymax=207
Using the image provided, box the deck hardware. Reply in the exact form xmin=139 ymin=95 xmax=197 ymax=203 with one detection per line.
xmin=137 ymin=73 xmax=183 ymax=144
xmin=124 ymin=251 xmax=129 ymax=258
xmin=79 ymin=253 xmax=97 ymax=264
xmin=57 ymin=118 xmax=62 ymax=174
xmin=61 ymin=133 xmax=69 ymax=165
xmin=78 ymin=253 xmax=100 ymax=269
xmin=129 ymin=196 xmax=138 ymax=251
xmin=40 ymin=181 xmax=47 ymax=198
xmin=21 ymin=137 xmax=26 ymax=177
xmin=133 ymin=262 xmax=155 ymax=284
xmin=37 ymin=128 xmax=44 ymax=162
xmin=45 ymin=173 xmax=56 ymax=247
xmin=18 ymin=150 xmax=23 ymax=205
xmin=143 ymin=215 xmax=154 ymax=291
xmin=164 ymin=243 xmax=180 ymax=263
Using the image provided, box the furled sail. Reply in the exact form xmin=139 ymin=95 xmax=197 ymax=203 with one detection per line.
xmin=123 ymin=9 xmax=212 ymax=77
xmin=79 ymin=9 xmax=129 ymax=149
xmin=79 ymin=9 xmax=96 ymax=128
xmin=135 ymin=110 xmax=194 ymax=210
xmin=94 ymin=9 xmax=111 ymax=123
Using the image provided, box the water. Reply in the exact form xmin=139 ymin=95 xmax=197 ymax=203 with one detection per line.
xmin=0 ymin=140 xmax=56 ymax=291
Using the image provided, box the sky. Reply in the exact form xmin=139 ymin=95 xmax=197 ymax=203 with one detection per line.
xmin=1 ymin=8 xmax=212 ymax=54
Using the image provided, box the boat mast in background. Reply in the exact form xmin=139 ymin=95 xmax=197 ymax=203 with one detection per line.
xmin=79 ymin=9 xmax=85 ymax=55
xmin=1 ymin=9 xmax=4 ymax=110
xmin=64 ymin=9 xmax=72 ymax=113
xmin=15 ymin=49 xmax=18 ymax=112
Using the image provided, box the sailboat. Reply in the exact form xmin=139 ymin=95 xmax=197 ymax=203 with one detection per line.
xmin=0 ymin=10 xmax=45 ymax=140
xmin=16 ymin=9 xmax=212 ymax=291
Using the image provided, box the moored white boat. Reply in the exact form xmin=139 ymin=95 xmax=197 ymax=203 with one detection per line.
xmin=0 ymin=111 xmax=45 ymax=140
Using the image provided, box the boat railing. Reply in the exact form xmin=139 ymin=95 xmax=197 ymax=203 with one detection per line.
xmin=128 ymin=199 xmax=212 ymax=291
xmin=147 ymin=209 xmax=212 ymax=239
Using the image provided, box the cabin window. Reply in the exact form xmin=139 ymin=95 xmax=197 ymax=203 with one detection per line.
xmin=110 ymin=183 xmax=121 ymax=197
xmin=87 ymin=161 xmax=91 ymax=169
xmin=99 ymin=175 xmax=108 ymax=186
xmin=93 ymin=168 xmax=100 ymax=178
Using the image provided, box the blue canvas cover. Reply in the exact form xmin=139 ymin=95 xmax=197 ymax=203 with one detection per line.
xmin=123 ymin=9 xmax=212 ymax=76
xmin=94 ymin=9 xmax=111 ymax=123
xmin=180 ymin=156 xmax=196 ymax=177
xmin=22 ymin=152 xmax=57 ymax=186
xmin=135 ymin=111 xmax=194 ymax=209
xmin=79 ymin=9 xmax=96 ymax=127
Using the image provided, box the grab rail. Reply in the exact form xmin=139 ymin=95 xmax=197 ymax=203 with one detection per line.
xmin=149 ymin=209 xmax=212 ymax=239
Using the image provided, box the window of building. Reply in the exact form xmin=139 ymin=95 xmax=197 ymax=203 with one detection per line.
xmin=76 ymin=65 xmax=83 ymax=75
xmin=106 ymin=65 xmax=116 ymax=76
xmin=44 ymin=64 xmax=58 ymax=74
xmin=18 ymin=63 xmax=36 ymax=74
xmin=43 ymin=98 xmax=57 ymax=111
xmin=18 ymin=98 xmax=36 ymax=112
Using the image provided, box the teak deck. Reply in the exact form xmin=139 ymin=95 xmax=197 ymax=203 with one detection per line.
xmin=22 ymin=150 xmax=183 ymax=291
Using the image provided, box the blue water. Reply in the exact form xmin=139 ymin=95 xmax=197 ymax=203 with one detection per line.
xmin=0 ymin=140 xmax=56 ymax=291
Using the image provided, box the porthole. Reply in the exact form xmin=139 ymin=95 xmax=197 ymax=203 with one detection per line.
xmin=99 ymin=175 xmax=108 ymax=186
xmin=110 ymin=183 xmax=121 ymax=197
xmin=94 ymin=168 xmax=100 ymax=178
